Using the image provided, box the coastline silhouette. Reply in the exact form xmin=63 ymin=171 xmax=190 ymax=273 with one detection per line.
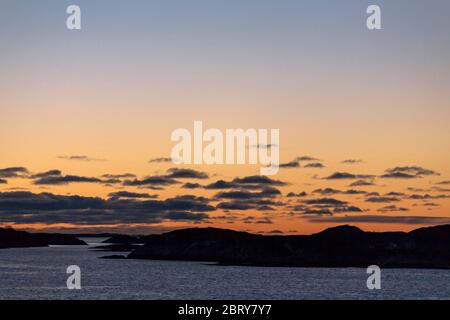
xmin=96 ymin=224 xmax=449 ymax=269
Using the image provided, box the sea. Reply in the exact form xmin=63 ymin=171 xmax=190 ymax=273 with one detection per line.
xmin=0 ymin=238 xmax=448 ymax=300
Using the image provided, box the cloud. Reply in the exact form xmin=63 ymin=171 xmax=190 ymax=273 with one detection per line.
xmin=408 ymin=194 xmax=449 ymax=200
xmin=242 ymin=216 xmax=256 ymax=223
xmin=304 ymin=215 xmax=450 ymax=225
xmin=385 ymin=192 xmax=405 ymax=197
xmin=0 ymin=179 xmax=7 ymax=184
xmin=165 ymin=211 xmax=209 ymax=221
xmin=303 ymin=208 xmax=333 ymax=215
xmin=242 ymin=216 xmax=273 ymax=224
xmin=31 ymin=170 xmax=62 ymax=179
xmin=324 ymin=172 xmax=374 ymax=180
xmin=313 ymin=188 xmax=341 ymax=195
xmin=341 ymin=159 xmax=363 ymax=164
xmin=349 ymin=180 xmax=375 ymax=187
xmin=0 ymin=191 xmax=213 ymax=225
xmin=247 ymin=199 xmax=282 ymax=207
xmin=295 ymin=156 xmax=321 ymax=162
xmin=287 ymin=192 xmax=308 ymax=198
xmin=289 ymin=205 xmax=308 ymax=212
xmin=101 ymin=178 xmax=123 ymax=185
xmin=232 ymin=175 xmax=287 ymax=187
xmin=255 ymin=217 xmax=273 ymax=224
xmin=366 ymin=196 xmax=400 ymax=203
xmin=205 ymin=175 xmax=287 ymax=191
xmin=436 ymin=180 xmax=450 ymax=185
xmin=333 ymin=206 xmax=364 ymax=213
xmin=217 ymin=197 xmax=280 ymax=211
xmin=57 ymin=155 xmax=105 ymax=162
xmin=380 ymin=166 xmax=439 ymax=179
xmin=204 ymin=180 xmax=237 ymax=189
xmin=304 ymin=163 xmax=325 ymax=168
xmin=0 ymin=167 xmax=29 ymax=178
xmin=303 ymin=198 xmax=348 ymax=206
xmin=217 ymin=202 xmax=254 ymax=210
xmin=279 ymin=161 xmax=300 ymax=168
xmin=421 ymin=202 xmax=440 ymax=207
xmin=182 ymin=183 xmax=203 ymax=189
xmin=380 ymin=172 xmax=417 ymax=179
xmin=123 ymin=175 xmax=179 ymax=187
xmin=430 ymin=187 xmax=450 ymax=193
xmin=30 ymin=170 xmax=111 ymax=186
xmin=148 ymin=157 xmax=172 ymax=163
xmin=267 ymin=229 xmax=283 ymax=234
xmin=154 ymin=195 xmax=214 ymax=212
xmin=293 ymin=196 xmax=366 ymax=215
xmin=108 ymin=191 xmax=158 ymax=199
xmin=121 ymin=168 xmax=208 ymax=189
xmin=312 ymin=188 xmax=367 ymax=195
xmin=214 ymin=187 xmax=281 ymax=200
xmin=377 ymin=205 xmax=409 ymax=212
xmin=33 ymin=175 xmax=103 ymax=185
xmin=101 ymin=173 xmax=136 ymax=179
xmin=366 ymin=192 xmax=380 ymax=197
xmin=0 ymin=191 xmax=105 ymax=212
xmin=166 ymin=168 xmax=209 ymax=179
xmin=257 ymin=205 xmax=276 ymax=211
xmin=249 ymin=144 xmax=277 ymax=149
xmin=344 ymin=189 xmax=368 ymax=195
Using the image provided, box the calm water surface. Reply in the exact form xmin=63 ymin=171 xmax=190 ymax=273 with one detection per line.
xmin=0 ymin=238 xmax=448 ymax=300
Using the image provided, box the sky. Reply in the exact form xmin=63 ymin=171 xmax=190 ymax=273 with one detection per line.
xmin=1 ymin=0 xmax=450 ymax=234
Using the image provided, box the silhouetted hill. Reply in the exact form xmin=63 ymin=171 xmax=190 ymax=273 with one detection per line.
xmin=409 ymin=224 xmax=450 ymax=247
xmin=127 ymin=225 xmax=450 ymax=269
xmin=0 ymin=228 xmax=86 ymax=248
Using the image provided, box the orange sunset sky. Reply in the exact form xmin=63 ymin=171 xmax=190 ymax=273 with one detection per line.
xmin=1 ymin=0 xmax=450 ymax=234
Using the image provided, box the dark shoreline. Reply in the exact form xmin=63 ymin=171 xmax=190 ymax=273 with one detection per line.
xmin=2 ymin=224 xmax=448 ymax=269
xmin=0 ymin=228 xmax=86 ymax=249
xmin=98 ymin=224 xmax=450 ymax=269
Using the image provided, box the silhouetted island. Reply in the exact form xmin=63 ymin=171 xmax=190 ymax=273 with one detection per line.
xmin=0 ymin=228 xmax=86 ymax=248
xmin=90 ymin=234 xmax=144 ymax=252
xmin=101 ymin=234 xmax=145 ymax=244
xmin=123 ymin=225 xmax=449 ymax=269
